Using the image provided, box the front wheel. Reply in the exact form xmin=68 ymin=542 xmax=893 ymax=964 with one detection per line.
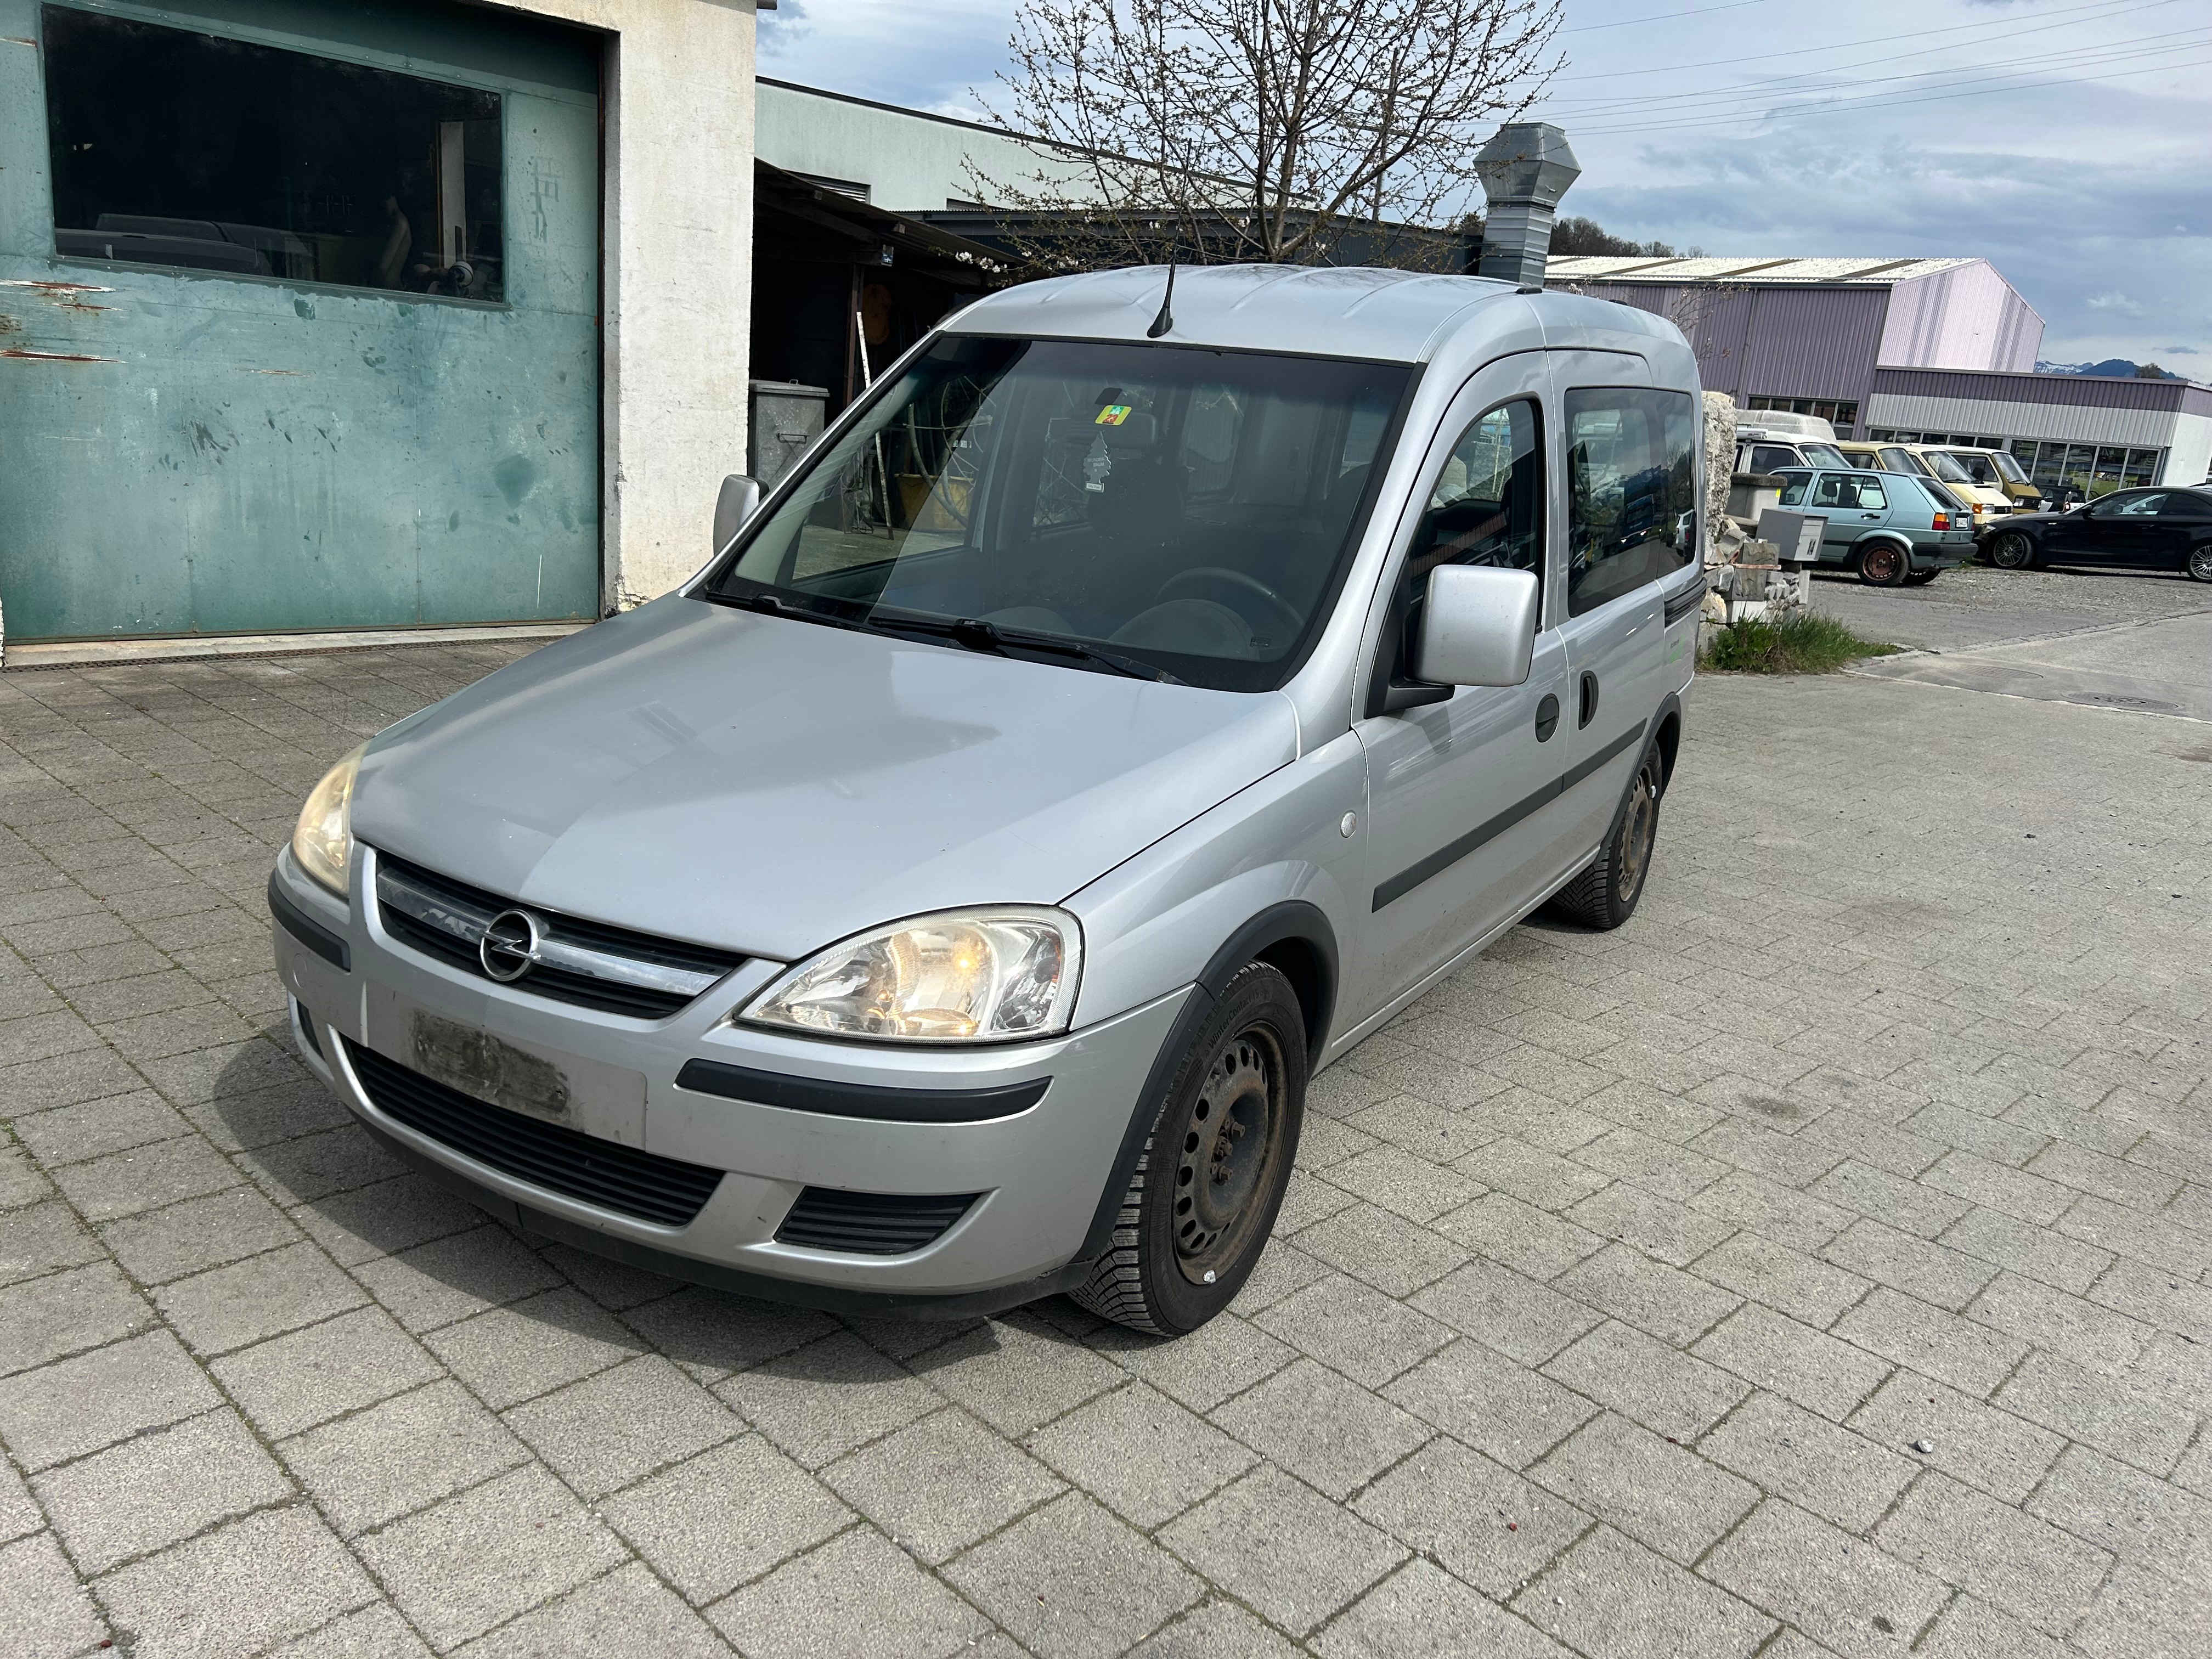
xmin=1072 ymin=962 xmax=1307 ymax=1336
xmin=1857 ymin=541 xmax=1909 ymax=586
xmin=2187 ymin=545 xmax=2212 ymax=584
xmin=1987 ymin=531 xmax=2036 ymax=570
xmin=1549 ymin=741 xmax=1663 ymax=932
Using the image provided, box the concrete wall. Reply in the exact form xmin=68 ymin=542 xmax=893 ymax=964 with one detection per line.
xmin=498 ymin=0 xmax=759 ymax=606
xmin=756 ymin=78 xmax=1094 ymax=213
xmin=1880 ymin=260 xmax=2042 ymax=373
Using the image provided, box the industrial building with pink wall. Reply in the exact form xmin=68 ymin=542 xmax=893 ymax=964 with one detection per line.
xmin=1549 ymin=253 xmax=2209 ymax=493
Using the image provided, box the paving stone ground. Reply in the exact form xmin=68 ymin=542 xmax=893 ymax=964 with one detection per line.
xmin=2 ymin=633 xmax=2208 ymax=1659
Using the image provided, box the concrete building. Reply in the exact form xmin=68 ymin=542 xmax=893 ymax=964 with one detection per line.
xmin=2 ymin=0 xmax=759 ymax=657
xmin=1545 ymin=255 xmax=2042 ymax=439
xmin=1549 ymin=252 xmax=2208 ymax=490
xmin=1866 ymin=366 xmax=2212 ymax=496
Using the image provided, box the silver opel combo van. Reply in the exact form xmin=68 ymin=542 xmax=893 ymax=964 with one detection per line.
xmin=269 ymin=264 xmax=1705 ymax=1336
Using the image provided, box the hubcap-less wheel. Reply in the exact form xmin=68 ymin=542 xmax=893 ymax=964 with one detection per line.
xmin=1173 ymin=1031 xmax=1283 ymax=1283
xmin=1859 ymin=543 xmax=1907 ymax=586
xmin=2188 ymin=546 xmax=2212 ymax=584
xmin=1071 ymin=962 xmax=1308 ymax=1336
xmin=1989 ymin=532 xmax=2033 ymax=570
xmin=1616 ymin=759 xmax=1659 ymax=910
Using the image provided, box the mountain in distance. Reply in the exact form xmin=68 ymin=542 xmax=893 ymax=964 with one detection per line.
xmin=2036 ymin=358 xmax=2174 ymax=379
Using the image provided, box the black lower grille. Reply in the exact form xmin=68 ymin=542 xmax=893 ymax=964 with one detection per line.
xmin=295 ymin=1002 xmax=324 ymax=1058
xmin=775 ymin=1187 xmax=979 ymax=1255
xmin=345 ymin=1040 xmax=722 ymax=1227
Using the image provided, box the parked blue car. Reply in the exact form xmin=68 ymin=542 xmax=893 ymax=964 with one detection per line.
xmin=1775 ymin=467 xmax=1977 ymax=586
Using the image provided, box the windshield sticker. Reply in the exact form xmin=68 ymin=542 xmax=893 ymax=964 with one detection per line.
xmin=1094 ymin=404 xmax=1133 ymax=426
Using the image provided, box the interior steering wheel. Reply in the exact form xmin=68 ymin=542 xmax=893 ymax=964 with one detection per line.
xmin=1156 ymin=567 xmax=1304 ymax=641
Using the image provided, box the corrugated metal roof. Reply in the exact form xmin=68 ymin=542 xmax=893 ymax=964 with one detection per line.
xmin=1547 ymin=255 xmax=1978 ymax=286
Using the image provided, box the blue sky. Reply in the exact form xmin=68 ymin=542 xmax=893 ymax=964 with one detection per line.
xmin=759 ymin=0 xmax=2212 ymax=379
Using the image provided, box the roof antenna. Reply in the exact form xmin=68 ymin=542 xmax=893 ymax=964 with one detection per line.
xmin=1146 ymin=259 xmax=1177 ymax=338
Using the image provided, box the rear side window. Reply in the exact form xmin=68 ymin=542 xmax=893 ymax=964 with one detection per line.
xmin=1812 ymin=473 xmax=1885 ymax=511
xmin=1566 ymin=388 xmax=1697 ymax=617
xmin=1746 ymin=444 xmax=1799 ymax=475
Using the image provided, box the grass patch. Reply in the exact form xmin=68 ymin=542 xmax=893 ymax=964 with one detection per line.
xmin=1700 ymin=611 xmax=1901 ymax=674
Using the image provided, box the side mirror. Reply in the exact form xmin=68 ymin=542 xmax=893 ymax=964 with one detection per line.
xmin=713 ymin=474 xmax=762 ymax=557
xmin=1415 ymin=565 xmax=1539 ymax=687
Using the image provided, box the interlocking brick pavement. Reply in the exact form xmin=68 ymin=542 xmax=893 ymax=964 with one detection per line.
xmin=2 ymin=640 xmax=2208 ymax=1658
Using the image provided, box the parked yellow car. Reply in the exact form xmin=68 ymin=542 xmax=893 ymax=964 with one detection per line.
xmin=1840 ymin=442 xmax=2008 ymax=533
xmin=1926 ymin=446 xmax=2041 ymax=513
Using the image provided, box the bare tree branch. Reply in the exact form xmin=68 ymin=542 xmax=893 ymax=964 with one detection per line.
xmin=970 ymin=0 xmax=1563 ymax=270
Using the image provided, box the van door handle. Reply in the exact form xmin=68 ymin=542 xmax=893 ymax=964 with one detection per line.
xmin=1577 ymin=672 xmax=1599 ymax=730
xmin=1534 ymin=693 xmax=1560 ymax=742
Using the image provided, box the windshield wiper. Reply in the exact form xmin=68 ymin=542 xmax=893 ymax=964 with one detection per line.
xmin=866 ymin=612 xmax=1183 ymax=685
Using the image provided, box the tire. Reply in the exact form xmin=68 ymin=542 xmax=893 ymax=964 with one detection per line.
xmin=1857 ymin=540 xmax=1909 ymax=586
xmin=2187 ymin=544 xmax=2212 ymax=584
xmin=1987 ymin=531 xmax=2036 ymax=571
xmin=1904 ymin=569 xmax=1939 ymax=586
xmin=1071 ymin=962 xmax=1307 ymax=1336
xmin=1549 ymin=741 xmax=1663 ymax=932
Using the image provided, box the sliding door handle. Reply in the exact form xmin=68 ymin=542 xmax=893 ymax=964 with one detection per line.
xmin=1577 ymin=672 xmax=1599 ymax=730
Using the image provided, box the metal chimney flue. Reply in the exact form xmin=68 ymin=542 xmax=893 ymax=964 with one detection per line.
xmin=1475 ymin=123 xmax=1581 ymax=290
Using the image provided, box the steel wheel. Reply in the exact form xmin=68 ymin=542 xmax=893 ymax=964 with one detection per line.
xmin=1988 ymin=531 xmax=2035 ymax=570
xmin=1858 ymin=542 xmax=1908 ymax=586
xmin=1614 ymin=757 xmax=1660 ymax=911
xmin=1173 ymin=1028 xmax=1286 ymax=1284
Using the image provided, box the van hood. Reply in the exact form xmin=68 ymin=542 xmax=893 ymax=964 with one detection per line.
xmin=350 ymin=597 xmax=1299 ymax=961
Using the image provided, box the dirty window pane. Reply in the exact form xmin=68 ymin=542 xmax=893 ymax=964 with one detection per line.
xmin=1565 ymin=387 xmax=1697 ymax=617
xmin=43 ymin=7 xmax=504 ymax=301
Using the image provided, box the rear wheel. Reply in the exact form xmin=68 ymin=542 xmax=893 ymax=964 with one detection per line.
xmin=1905 ymin=569 xmax=1939 ymax=586
xmin=2187 ymin=545 xmax=2212 ymax=584
xmin=1549 ymin=742 xmax=1663 ymax=932
xmin=1987 ymin=531 xmax=2036 ymax=570
xmin=1071 ymin=963 xmax=1307 ymax=1336
xmin=1857 ymin=541 xmax=1909 ymax=586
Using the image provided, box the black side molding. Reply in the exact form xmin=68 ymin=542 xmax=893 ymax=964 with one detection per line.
xmin=268 ymin=872 xmax=351 ymax=971
xmin=1372 ymin=719 xmax=1648 ymax=912
xmin=674 ymin=1059 xmax=1049 ymax=1124
xmin=1663 ymin=577 xmax=1706 ymax=626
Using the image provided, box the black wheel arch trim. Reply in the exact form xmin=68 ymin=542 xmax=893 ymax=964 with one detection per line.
xmin=268 ymin=871 xmax=351 ymax=972
xmin=1074 ymin=899 xmax=1338 ymax=1266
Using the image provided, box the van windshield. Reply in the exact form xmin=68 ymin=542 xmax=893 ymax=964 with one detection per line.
xmin=1799 ymin=443 xmax=1849 ymax=469
xmin=704 ymin=335 xmax=1412 ymax=692
xmin=1921 ymin=452 xmax=1976 ymax=485
xmin=1988 ymin=451 xmax=2029 ymax=484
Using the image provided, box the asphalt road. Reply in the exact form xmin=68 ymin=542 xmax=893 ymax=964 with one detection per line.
xmin=1810 ymin=562 xmax=2212 ymax=724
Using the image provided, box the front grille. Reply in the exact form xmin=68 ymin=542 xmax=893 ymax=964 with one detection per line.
xmin=345 ymin=1039 xmax=723 ymax=1227
xmin=373 ymin=851 xmax=744 ymax=1020
xmin=775 ymin=1187 xmax=980 ymax=1255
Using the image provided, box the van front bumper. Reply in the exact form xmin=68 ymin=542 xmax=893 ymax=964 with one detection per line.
xmin=268 ymin=847 xmax=1187 ymax=1315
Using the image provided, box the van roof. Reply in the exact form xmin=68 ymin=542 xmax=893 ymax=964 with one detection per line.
xmin=947 ymin=264 xmax=1544 ymax=365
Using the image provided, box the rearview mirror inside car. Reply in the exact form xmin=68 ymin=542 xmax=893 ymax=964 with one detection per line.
xmin=1415 ymin=565 xmax=1539 ymax=687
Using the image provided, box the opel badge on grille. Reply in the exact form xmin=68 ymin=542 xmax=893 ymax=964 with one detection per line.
xmin=479 ymin=909 xmax=544 ymax=982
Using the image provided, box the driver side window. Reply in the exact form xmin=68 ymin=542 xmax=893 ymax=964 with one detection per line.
xmin=1408 ymin=400 xmax=1543 ymax=594
xmin=1373 ymin=399 xmax=1542 ymax=702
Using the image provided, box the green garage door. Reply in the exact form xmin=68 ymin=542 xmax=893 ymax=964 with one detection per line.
xmin=0 ymin=0 xmax=600 ymax=642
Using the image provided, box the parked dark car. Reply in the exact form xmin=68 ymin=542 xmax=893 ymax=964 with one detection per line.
xmin=1984 ymin=487 xmax=2212 ymax=583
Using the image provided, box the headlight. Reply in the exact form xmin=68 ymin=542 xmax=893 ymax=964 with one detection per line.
xmin=740 ymin=907 xmax=1082 ymax=1043
xmin=291 ymin=744 xmax=365 ymax=898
